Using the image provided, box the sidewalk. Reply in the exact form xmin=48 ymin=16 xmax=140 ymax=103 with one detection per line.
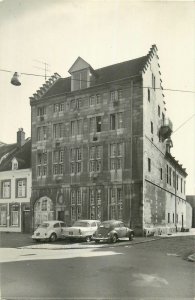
xmin=19 ymin=229 xmax=195 ymax=250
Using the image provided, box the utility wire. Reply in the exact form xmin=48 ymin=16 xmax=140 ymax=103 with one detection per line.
xmin=173 ymin=114 xmax=195 ymax=134
xmin=0 ymin=68 xmax=195 ymax=94
xmin=0 ymin=68 xmax=50 ymax=78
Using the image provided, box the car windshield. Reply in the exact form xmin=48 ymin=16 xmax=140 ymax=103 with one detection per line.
xmin=39 ymin=223 xmax=50 ymax=228
xmin=73 ymin=221 xmax=90 ymax=227
xmin=100 ymin=222 xmax=115 ymax=229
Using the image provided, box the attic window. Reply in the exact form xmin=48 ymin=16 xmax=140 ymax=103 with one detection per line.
xmin=12 ymin=159 xmax=18 ymax=170
xmin=72 ymin=70 xmax=88 ymax=91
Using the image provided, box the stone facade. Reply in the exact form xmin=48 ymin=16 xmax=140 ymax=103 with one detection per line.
xmin=30 ymin=45 xmax=189 ymax=235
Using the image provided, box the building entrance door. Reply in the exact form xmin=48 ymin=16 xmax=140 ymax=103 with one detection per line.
xmin=22 ymin=210 xmax=31 ymax=233
xmin=57 ymin=211 xmax=64 ymax=221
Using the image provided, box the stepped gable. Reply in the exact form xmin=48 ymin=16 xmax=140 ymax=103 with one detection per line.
xmin=29 ymin=73 xmax=61 ymax=102
xmin=38 ymin=56 xmax=148 ymax=99
xmin=31 ymin=45 xmax=164 ymax=100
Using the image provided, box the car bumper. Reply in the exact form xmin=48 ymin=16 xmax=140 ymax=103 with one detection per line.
xmin=32 ymin=235 xmax=48 ymax=240
xmin=62 ymin=235 xmax=88 ymax=239
xmin=92 ymin=236 xmax=110 ymax=242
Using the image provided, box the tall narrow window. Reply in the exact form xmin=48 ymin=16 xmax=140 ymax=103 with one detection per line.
xmin=168 ymin=213 xmax=170 ymax=223
xmin=152 ymin=73 xmax=156 ymax=91
xmin=169 ymin=167 xmax=172 ymax=185
xmin=158 ymin=105 xmax=160 ymax=117
xmin=176 ymin=175 xmax=179 ymax=190
xmin=160 ymin=168 xmax=163 ymax=180
xmin=110 ymin=143 xmax=123 ymax=170
xmin=96 ymin=116 xmax=102 ymax=132
xmin=71 ymin=121 xmax=76 ymax=136
xmin=37 ymin=152 xmax=47 ymax=177
xmin=16 ymin=179 xmax=26 ymax=198
xmin=148 ymin=158 xmax=151 ymax=172
xmin=110 ymin=114 xmax=116 ymax=130
xmin=148 ymin=88 xmax=150 ymax=102
xmin=0 ymin=205 xmax=7 ymax=226
xmin=151 ymin=121 xmax=153 ymax=134
xmin=162 ymin=112 xmax=165 ymax=125
xmin=2 ymin=181 xmax=11 ymax=198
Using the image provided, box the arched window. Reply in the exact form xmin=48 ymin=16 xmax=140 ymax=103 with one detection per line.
xmin=34 ymin=197 xmax=54 ymax=228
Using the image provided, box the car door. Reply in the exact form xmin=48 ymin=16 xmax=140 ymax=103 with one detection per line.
xmin=117 ymin=222 xmax=127 ymax=238
xmin=59 ymin=222 xmax=66 ymax=238
xmin=90 ymin=222 xmax=97 ymax=235
xmin=114 ymin=222 xmax=121 ymax=237
xmin=53 ymin=222 xmax=61 ymax=238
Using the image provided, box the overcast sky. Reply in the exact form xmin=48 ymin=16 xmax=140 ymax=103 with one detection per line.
xmin=0 ymin=0 xmax=194 ymax=194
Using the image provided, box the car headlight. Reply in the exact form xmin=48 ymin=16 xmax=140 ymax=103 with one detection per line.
xmin=107 ymin=233 xmax=111 ymax=236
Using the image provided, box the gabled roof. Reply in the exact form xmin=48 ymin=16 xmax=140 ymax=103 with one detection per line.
xmin=0 ymin=139 xmax=31 ymax=172
xmin=41 ymin=55 xmax=147 ymax=99
xmin=68 ymin=56 xmax=93 ymax=74
xmin=30 ymin=44 xmax=158 ymax=101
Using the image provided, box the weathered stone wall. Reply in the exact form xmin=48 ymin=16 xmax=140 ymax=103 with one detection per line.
xmin=30 ymin=77 xmax=144 ymax=230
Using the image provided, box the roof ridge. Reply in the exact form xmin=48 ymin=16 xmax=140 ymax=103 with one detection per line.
xmin=94 ymin=55 xmax=147 ymax=73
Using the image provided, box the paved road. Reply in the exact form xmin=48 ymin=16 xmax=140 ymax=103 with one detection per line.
xmin=1 ymin=236 xmax=194 ymax=299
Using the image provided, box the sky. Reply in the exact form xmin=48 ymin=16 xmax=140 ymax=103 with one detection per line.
xmin=0 ymin=0 xmax=194 ymax=194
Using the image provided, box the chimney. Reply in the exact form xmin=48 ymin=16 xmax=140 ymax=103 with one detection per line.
xmin=17 ymin=128 xmax=25 ymax=147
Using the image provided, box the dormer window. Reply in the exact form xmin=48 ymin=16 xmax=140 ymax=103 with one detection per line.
xmin=12 ymin=158 xmax=18 ymax=170
xmin=68 ymin=57 xmax=95 ymax=92
xmin=72 ymin=70 xmax=88 ymax=91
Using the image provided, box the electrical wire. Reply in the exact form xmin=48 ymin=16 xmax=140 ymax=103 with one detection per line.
xmin=0 ymin=68 xmax=195 ymax=94
xmin=173 ymin=114 xmax=195 ymax=134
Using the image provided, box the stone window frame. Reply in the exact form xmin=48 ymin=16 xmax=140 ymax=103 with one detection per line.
xmin=15 ymin=178 xmax=27 ymax=198
xmin=1 ymin=180 xmax=11 ymax=199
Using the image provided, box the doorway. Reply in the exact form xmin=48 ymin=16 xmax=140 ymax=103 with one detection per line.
xmin=57 ymin=210 xmax=64 ymax=221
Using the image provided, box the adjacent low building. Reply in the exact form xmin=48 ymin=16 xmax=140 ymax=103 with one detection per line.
xmin=30 ymin=45 xmax=190 ymax=235
xmin=0 ymin=129 xmax=31 ymax=233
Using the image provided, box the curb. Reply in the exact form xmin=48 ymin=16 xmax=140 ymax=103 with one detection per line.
xmin=18 ymin=236 xmax=165 ymax=250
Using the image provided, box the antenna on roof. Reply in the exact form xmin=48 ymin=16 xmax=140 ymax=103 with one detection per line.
xmin=33 ymin=59 xmax=50 ymax=81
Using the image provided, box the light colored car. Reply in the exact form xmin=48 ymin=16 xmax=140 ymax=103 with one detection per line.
xmin=62 ymin=220 xmax=101 ymax=242
xmin=32 ymin=220 xmax=66 ymax=242
xmin=92 ymin=220 xmax=134 ymax=243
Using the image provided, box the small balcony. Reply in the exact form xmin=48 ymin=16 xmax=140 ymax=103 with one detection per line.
xmin=159 ymin=118 xmax=173 ymax=140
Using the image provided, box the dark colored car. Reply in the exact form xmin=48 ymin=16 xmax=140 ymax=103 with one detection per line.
xmin=92 ymin=220 xmax=134 ymax=243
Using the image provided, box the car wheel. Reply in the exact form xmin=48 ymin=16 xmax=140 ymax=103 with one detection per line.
xmin=111 ymin=234 xmax=118 ymax=243
xmin=85 ymin=236 xmax=91 ymax=243
xmin=129 ymin=232 xmax=133 ymax=241
xmin=50 ymin=233 xmax=57 ymax=242
xmin=33 ymin=239 xmax=39 ymax=243
xmin=95 ymin=240 xmax=100 ymax=244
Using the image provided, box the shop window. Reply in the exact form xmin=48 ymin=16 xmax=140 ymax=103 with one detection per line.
xmin=0 ymin=205 xmax=7 ymax=226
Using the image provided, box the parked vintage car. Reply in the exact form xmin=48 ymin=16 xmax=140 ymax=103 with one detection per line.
xmin=32 ymin=220 xmax=66 ymax=242
xmin=62 ymin=220 xmax=101 ymax=242
xmin=92 ymin=220 xmax=134 ymax=243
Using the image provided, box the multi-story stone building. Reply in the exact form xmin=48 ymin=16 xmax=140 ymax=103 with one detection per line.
xmin=30 ymin=45 xmax=189 ymax=235
xmin=0 ymin=129 xmax=31 ymax=233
